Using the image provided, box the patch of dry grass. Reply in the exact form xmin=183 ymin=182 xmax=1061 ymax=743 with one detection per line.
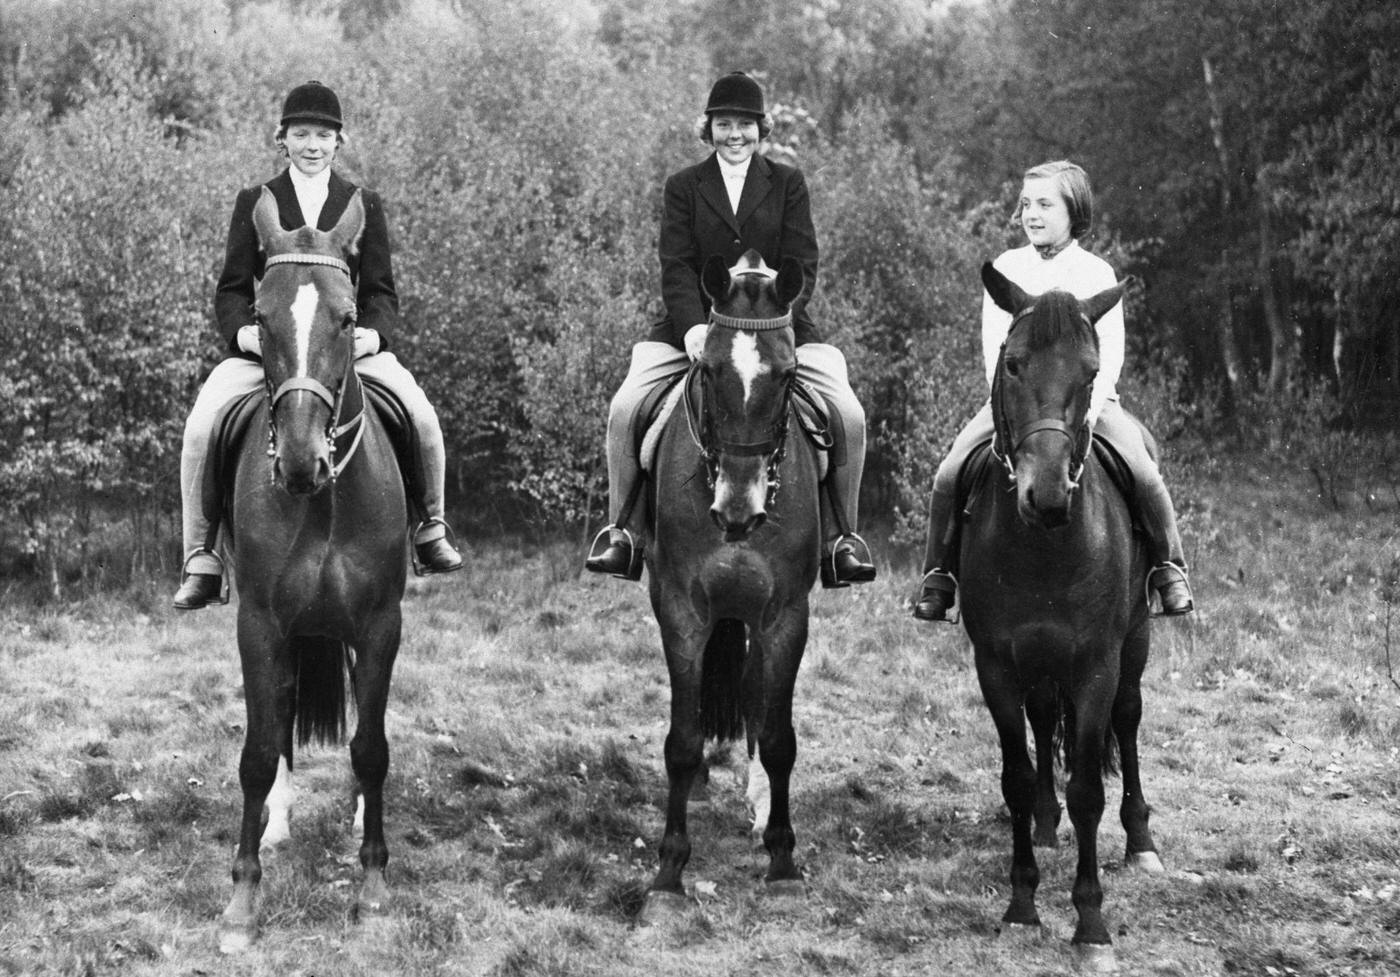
xmin=0 ymin=459 xmax=1397 ymax=975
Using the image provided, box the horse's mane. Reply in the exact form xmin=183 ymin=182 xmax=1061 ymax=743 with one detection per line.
xmin=1019 ymin=291 xmax=1099 ymax=353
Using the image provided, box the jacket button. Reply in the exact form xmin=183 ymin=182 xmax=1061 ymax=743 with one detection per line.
xmin=733 ymin=238 xmax=741 ymax=245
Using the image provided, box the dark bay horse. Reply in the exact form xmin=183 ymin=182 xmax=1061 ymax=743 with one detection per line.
xmin=218 ymin=187 xmax=408 ymax=953
xmin=959 ymin=263 xmax=1164 ymax=970
xmin=642 ymin=250 xmax=822 ymax=919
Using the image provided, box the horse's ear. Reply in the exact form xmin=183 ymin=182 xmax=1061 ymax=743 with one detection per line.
xmin=775 ymin=256 xmax=805 ymax=309
xmin=981 ymin=261 xmax=1032 ymax=314
xmin=1081 ymin=276 xmax=1132 ymax=324
xmin=700 ymin=254 xmax=730 ymax=303
xmin=252 ymin=186 xmax=292 ymax=256
xmin=328 ymin=189 xmax=367 ymax=259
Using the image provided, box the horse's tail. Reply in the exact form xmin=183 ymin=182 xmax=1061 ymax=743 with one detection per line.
xmin=700 ymin=619 xmax=747 ymax=742
xmin=293 ymin=636 xmax=351 ymax=748
xmin=1057 ymin=690 xmax=1120 ymax=777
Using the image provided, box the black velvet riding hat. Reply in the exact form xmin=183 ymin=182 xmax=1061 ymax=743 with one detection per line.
xmin=281 ymin=80 xmax=343 ymax=128
xmin=704 ymin=72 xmax=765 ymax=118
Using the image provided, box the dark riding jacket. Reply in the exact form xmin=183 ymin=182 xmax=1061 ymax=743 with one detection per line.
xmin=213 ymin=169 xmax=400 ymax=354
xmin=652 ymin=152 xmax=820 ymax=349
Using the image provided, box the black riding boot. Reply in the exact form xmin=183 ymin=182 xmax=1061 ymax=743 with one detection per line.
xmin=1150 ymin=561 xmax=1194 ymax=616
xmin=172 ymin=549 xmax=227 ymax=610
xmin=413 ymin=518 xmax=464 ymax=575
xmin=585 ymin=527 xmax=643 ymax=580
xmin=913 ymin=480 xmax=959 ymax=622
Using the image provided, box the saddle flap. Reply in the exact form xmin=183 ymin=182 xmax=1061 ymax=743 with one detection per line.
xmin=955 ymin=434 xmax=1142 ymax=533
xmin=201 ymin=389 xmax=263 ymax=543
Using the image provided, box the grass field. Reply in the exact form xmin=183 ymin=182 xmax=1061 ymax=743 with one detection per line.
xmin=1 ymin=455 xmax=1398 ymax=976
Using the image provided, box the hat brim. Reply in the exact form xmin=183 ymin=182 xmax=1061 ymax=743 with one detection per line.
xmin=282 ymin=113 xmax=343 ymax=128
xmin=705 ymin=106 xmax=765 ymax=118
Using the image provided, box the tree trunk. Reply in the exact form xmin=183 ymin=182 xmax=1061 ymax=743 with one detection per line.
xmin=1202 ymin=56 xmax=1242 ymax=405
xmin=1256 ymin=170 xmax=1295 ymax=394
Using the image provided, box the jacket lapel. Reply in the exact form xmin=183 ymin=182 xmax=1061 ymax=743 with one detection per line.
xmin=267 ymin=170 xmax=306 ymax=232
xmin=696 ymin=154 xmax=741 ymax=235
xmin=319 ymin=172 xmax=354 ymax=231
xmin=734 ymin=155 xmax=772 ymax=228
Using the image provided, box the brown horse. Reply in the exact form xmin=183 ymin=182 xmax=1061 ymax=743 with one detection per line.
xmin=217 ymin=188 xmax=408 ymax=952
xmin=959 ymin=262 xmax=1164 ymax=970
xmin=642 ymin=250 xmax=822 ymax=919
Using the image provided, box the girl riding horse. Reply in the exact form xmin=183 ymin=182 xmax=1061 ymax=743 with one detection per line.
xmin=174 ymin=80 xmax=462 ymax=610
xmin=586 ymin=71 xmax=876 ymax=587
xmin=913 ymin=159 xmax=1194 ymax=622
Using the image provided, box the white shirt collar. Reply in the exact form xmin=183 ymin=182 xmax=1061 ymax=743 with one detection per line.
xmin=717 ymin=155 xmax=752 ymax=181
xmin=287 ymin=164 xmax=332 ymax=195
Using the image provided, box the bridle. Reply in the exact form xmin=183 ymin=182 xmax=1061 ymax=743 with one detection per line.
xmin=260 ymin=252 xmax=365 ymax=481
xmin=990 ymin=305 xmax=1094 ymax=488
xmin=683 ymin=308 xmax=798 ymax=509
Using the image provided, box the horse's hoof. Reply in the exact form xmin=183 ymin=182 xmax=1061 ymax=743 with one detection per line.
xmin=998 ymin=921 xmax=1045 ymax=943
xmin=1073 ymin=942 xmax=1119 ymax=972
xmin=638 ymin=889 xmax=691 ymax=926
xmin=764 ymin=878 xmax=806 ymax=900
xmin=1125 ymin=850 xmax=1166 ymax=874
xmin=355 ymin=874 xmax=391 ymax=920
xmin=217 ymin=921 xmax=256 ymax=955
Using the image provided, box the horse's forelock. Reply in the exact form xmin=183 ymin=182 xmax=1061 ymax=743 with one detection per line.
xmin=1019 ymin=292 xmax=1098 ymax=354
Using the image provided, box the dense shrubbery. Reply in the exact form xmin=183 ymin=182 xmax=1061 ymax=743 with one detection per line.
xmin=2 ymin=0 xmax=1391 ymax=593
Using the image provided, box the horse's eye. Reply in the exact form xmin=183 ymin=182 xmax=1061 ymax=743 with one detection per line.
xmin=1004 ymin=358 xmax=1020 ymax=378
xmin=342 ymin=313 xmax=357 ymax=331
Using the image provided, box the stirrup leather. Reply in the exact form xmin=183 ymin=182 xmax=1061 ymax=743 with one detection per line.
xmin=586 ymin=524 xmax=644 ymax=580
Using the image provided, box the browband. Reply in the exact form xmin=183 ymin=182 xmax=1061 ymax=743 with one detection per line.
xmin=266 ymin=253 xmax=351 ymax=275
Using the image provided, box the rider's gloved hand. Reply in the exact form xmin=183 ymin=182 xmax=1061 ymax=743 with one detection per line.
xmin=353 ymin=327 xmax=381 ymax=359
xmin=236 ymin=324 xmax=261 ymax=357
xmin=684 ymin=323 xmax=708 ymax=361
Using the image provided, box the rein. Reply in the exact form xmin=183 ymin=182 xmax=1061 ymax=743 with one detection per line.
xmin=990 ymin=306 xmax=1093 ymax=487
xmin=683 ymin=310 xmax=801 ymax=507
xmin=261 ymin=252 xmax=365 ymax=480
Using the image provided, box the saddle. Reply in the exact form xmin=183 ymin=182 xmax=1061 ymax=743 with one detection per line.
xmin=200 ymin=375 xmax=423 ymax=544
xmin=957 ymin=434 xmax=1141 ymax=532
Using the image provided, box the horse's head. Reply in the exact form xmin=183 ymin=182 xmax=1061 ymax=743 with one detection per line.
xmin=251 ymin=187 xmax=364 ymax=496
xmin=982 ymin=261 xmax=1128 ymax=529
xmin=694 ymin=249 xmax=804 ymax=541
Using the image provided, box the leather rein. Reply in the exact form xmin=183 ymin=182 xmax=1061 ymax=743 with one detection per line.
xmin=260 ymin=253 xmax=366 ymax=480
xmin=990 ymin=305 xmax=1094 ymax=487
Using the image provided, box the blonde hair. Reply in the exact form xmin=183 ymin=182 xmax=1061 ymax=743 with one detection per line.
xmin=1014 ymin=159 xmax=1094 ymax=239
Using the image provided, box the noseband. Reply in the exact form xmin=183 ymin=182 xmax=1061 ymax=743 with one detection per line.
xmin=684 ymin=309 xmax=796 ymax=507
xmin=261 ymin=253 xmax=363 ymax=480
xmin=991 ymin=306 xmax=1094 ymax=487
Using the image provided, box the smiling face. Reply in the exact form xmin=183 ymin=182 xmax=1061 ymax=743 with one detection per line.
xmin=282 ymin=123 xmax=340 ymax=177
xmin=710 ymin=113 xmax=761 ymax=165
xmin=1018 ymin=176 xmax=1074 ymax=252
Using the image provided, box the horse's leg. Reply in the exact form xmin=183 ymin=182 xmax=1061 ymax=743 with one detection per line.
xmin=744 ymin=746 xmax=771 ymax=848
xmin=1065 ymin=678 xmax=1117 ymax=962
xmin=752 ymin=604 xmax=807 ymax=891
xmin=221 ymin=615 xmax=294 ymax=953
xmin=1115 ymin=622 xmax=1163 ymax=873
xmin=976 ymin=655 xmax=1040 ymax=930
xmin=644 ymin=620 xmax=707 ymax=915
xmin=349 ymin=609 xmax=401 ymax=918
xmin=260 ymin=752 xmax=294 ymax=852
xmin=1025 ymin=681 xmax=1061 ymax=848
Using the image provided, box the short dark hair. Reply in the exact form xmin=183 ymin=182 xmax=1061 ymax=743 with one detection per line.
xmin=1015 ymin=160 xmax=1094 ymax=239
xmin=274 ymin=122 xmax=348 ymax=150
xmin=694 ymin=112 xmax=773 ymax=145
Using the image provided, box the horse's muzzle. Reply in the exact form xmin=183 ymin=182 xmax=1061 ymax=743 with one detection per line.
xmin=272 ymin=453 xmax=333 ymax=496
xmin=710 ymin=466 xmax=769 ymax=541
